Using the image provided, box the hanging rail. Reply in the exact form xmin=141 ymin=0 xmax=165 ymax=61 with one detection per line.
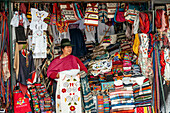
xmin=11 ymin=0 xmax=150 ymax=3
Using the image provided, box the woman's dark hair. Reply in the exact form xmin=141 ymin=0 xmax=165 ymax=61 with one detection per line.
xmin=61 ymin=46 xmax=65 ymax=50
xmin=60 ymin=46 xmax=65 ymax=54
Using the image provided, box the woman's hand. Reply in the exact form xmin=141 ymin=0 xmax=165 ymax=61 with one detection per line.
xmin=56 ymin=73 xmax=59 ymax=78
xmin=77 ymin=74 xmax=81 ymax=78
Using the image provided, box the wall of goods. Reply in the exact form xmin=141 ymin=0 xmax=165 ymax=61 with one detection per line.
xmin=0 ymin=0 xmax=170 ymax=113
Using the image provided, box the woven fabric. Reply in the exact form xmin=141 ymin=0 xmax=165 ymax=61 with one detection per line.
xmin=109 ymin=90 xmax=135 ymax=111
xmin=80 ymin=71 xmax=95 ymax=111
xmin=107 ymin=3 xmax=117 ymax=18
xmin=55 ymin=69 xmax=82 ymax=113
xmin=98 ymin=3 xmax=108 ymax=23
xmin=84 ymin=3 xmax=99 ymax=26
xmin=136 ymin=106 xmax=152 ymax=113
xmin=124 ymin=3 xmax=140 ymax=24
xmin=97 ymin=95 xmax=104 ymax=113
xmin=132 ymin=78 xmax=152 ymax=107
xmin=103 ymin=95 xmax=110 ymax=113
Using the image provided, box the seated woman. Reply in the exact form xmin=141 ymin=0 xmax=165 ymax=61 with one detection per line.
xmin=47 ymin=39 xmax=87 ymax=113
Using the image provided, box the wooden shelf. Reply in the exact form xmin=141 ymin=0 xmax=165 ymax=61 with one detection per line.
xmin=11 ymin=0 xmax=150 ymax=3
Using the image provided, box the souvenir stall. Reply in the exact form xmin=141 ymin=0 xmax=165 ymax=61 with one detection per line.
xmin=0 ymin=0 xmax=170 ymax=113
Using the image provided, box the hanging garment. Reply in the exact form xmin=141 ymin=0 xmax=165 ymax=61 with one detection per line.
xmin=2 ymin=52 xmax=10 ymax=82
xmin=97 ymin=21 xmax=115 ymax=43
xmin=138 ymin=33 xmax=149 ymax=76
xmin=85 ymin=26 xmax=96 ymax=43
xmin=133 ymin=33 xmax=140 ymax=55
xmin=18 ymin=50 xmax=35 ymax=85
xmin=133 ymin=14 xmax=139 ymax=34
xmin=69 ymin=28 xmax=87 ymax=57
xmin=106 ymin=3 xmax=117 ymax=19
xmin=80 ymin=71 xmax=95 ymax=111
xmin=30 ymin=8 xmax=48 ymax=58
xmin=10 ymin=11 xmax=29 ymax=28
xmin=72 ymin=3 xmax=84 ymax=20
xmin=98 ymin=3 xmax=108 ymax=23
xmin=60 ymin=3 xmax=78 ymax=23
xmin=55 ymin=69 xmax=82 ymax=113
xmin=164 ymin=48 xmax=170 ymax=81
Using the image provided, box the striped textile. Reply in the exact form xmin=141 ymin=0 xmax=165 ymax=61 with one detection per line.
xmin=84 ymin=3 xmax=99 ymax=26
xmin=124 ymin=4 xmax=140 ymax=24
xmin=135 ymin=106 xmax=153 ymax=113
xmin=106 ymin=3 xmax=117 ymax=18
xmin=103 ymin=95 xmax=110 ymax=113
xmin=97 ymin=95 xmax=104 ymax=113
xmin=132 ymin=78 xmax=152 ymax=107
xmin=109 ymin=90 xmax=135 ymax=112
xmin=80 ymin=71 xmax=95 ymax=111
xmin=98 ymin=3 xmax=108 ymax=23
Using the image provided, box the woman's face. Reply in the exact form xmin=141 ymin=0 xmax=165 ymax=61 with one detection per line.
xmin=62 ymin=46 xmax=72 ymax=56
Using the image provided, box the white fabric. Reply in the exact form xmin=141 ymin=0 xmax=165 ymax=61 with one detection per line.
xmin=10 ymin=11 xmax=19 ymax=27
xmin=55 ymin=69 xmax=82 ymax=113
xmin=52 ymin=24 xmax=70 ymax=44
xmin=30 ymin=8 xmax=48 ymax=58
xmin=138 ymin=33 xmax=149 ymax=76
xmin=164 ymin=48 xmax=170 ymax=81
xmin=97 ymin=21 xmax=115 ymax=43
xmin=10 ymin=11 xmax=29 ymax=28
xmin=133 ymin=14 xmax=139 ymax=34
xmin=85 ymin=26 xmax=96 ymax=43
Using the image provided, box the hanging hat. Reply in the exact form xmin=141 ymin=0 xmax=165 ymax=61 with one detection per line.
xmin=60 ymin=39 xmax=74 ymax=47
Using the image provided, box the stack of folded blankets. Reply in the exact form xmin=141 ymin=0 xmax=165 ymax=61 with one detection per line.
xmin=123 ymin=53 xmax=132 ymax=72
xmin=109 ymin=80 xmax=135 ymax=113
xmin=106 ymin=43 xmax=120 ymax=56
xmin=132 ymin=78 xmax=152 ymax=108
xmin=91 ymin=46 xmax=106 ymax=59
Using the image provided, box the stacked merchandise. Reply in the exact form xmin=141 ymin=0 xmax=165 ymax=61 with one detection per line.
xmin=2 ymin=2 xmax=170 ymax=113
xmin=132 ymin=78 xmax=152 ymax=111
xmin=85 ymin=35 xmax=154 ymax=112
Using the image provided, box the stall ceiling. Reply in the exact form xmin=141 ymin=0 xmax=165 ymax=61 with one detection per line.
xmin=154 ymin=0 xmax=170 ymax=4
xmin=11 ymin=0 xmax=150 ymax=2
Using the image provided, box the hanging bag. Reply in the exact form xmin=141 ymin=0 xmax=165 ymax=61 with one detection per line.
xmin=84 ymin=3 xmax=99 ymax=26
xmin=26 ymin=3 xmax=32 ymax=23
xmin=60 ymin=3 xmax=77 ymax=23
xmin=13 ymin=85 xmax=32 ymax=113
xmin=50 ymin=3 xmax=57 ymax=25
xmin=72 ymin=3 xmax=84 ymax=20
xmin=114 ymin=3 xmax=126 ymax=23
xmin=44 ymin=3 xmax=51 ymax=24
xmin=107 ymin=3 xmax=117 ymax=19
xmin=124 ymin=3 xmax=140 ymax=24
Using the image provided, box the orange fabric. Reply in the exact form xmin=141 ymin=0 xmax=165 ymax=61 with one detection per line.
xmin=134 ymin=86 xmax=151 ymax=93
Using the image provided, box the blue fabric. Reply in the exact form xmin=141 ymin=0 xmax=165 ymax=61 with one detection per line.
xmin=69 ymin=28 xmax=87 ymax=57
xmin=80 ymin=71 xmax=95 ymax=111
xmin=111 ymin=102 xmax=134 ymax=107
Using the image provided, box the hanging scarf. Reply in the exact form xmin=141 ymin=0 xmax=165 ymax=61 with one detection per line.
xmin=0 ymin=11 xmax=11 ymax=108
xmin=139 ymin=12 xmax=150 ymax=34
xmin=47 ymin=55 xmax=79 ymax=78
xmin=153 ymin=41 xmax=166 ymax=113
